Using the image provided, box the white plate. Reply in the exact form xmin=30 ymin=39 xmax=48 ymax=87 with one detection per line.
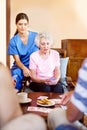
xmin=19 ymin=98 xmax=32 ymax=104
xmin=50 ymin=99 xmax=62 ymax=104
xmin=37 ymin=100 xmax=55 ymax=107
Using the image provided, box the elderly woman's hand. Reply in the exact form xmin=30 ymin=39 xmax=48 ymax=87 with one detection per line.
xmin=45 ymin=77 xmax=58 ymax=85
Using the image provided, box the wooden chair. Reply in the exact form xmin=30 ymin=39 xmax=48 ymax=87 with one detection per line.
xmin=21 ymin=77 xmax=31 ymax=92
xmin=51 ymin=48 xmax=66 ymax=58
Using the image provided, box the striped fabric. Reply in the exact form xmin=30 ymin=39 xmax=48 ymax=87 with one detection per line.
xmin=71 ymin=58 xmax=87 ymax=115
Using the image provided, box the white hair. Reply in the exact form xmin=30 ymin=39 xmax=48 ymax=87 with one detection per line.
xmin=35 ymin=32 xmax=53 ymax=47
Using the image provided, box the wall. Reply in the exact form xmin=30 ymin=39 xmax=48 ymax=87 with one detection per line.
xmin=11 ymin=0 xmax=87 ymax=48
xmin=0 ymin=0 xmax=6 ymax=65
xmin=0 ymin=0 xmax=87 ymax=65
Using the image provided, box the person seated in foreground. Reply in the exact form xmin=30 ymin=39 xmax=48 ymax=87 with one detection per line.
xmin=0 ymin=62 xmax=47 ymax=130
xmin=47 ymin=58 xmax=87 ymax=130
xmin=0 ymin=62 xmax=22 ymax=128
xmin=29 ymin=32 xmax=64 ymax=93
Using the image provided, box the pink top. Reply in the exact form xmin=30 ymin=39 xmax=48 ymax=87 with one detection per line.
xmin=29 ymin=50 xmax=60 ymax=79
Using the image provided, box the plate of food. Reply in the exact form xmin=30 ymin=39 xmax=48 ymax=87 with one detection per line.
xmin=37 ymin=98 xmax=55 ymax=107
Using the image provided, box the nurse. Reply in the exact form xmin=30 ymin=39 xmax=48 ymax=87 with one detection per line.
xmin=8 ymin=13 xmax=39 ymax=92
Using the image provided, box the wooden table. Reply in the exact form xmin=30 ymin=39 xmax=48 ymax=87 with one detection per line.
xmin=20 ymin=92 xmax=61 ymax=119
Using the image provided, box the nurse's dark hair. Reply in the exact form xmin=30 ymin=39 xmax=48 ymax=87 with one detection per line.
xmin=14 ymin=13 xmax=29 ymax=35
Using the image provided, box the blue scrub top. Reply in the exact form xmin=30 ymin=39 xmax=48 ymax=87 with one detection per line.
xmin=8 ymin=31 xmax=39 ymax=68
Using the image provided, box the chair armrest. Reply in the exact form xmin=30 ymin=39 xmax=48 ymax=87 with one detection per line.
xmin=66 ymin=76 xmax=75 ymax=91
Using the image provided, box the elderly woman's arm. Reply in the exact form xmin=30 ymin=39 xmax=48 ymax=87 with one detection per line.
xmin=30 ymin=69 xmax=47 ymax=83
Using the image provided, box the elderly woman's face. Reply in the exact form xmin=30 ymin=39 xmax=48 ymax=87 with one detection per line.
xmin=39 ymin=37 xmax=51 ymax=54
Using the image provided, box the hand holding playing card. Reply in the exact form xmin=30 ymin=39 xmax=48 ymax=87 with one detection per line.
xmin=48 ymin=77 xmax=58 ymax=85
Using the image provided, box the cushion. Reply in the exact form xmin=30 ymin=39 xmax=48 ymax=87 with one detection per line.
xmin=60 ymin=57 xmax=69 ymax=92
xmin=60 ymin=57 xmax=69 ymax=78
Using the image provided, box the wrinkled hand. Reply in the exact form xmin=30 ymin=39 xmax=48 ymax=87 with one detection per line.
xmin=45 ymin=77 xmax=58 ymax=85
xmin=60 ymin=91 xmax=74 ymax=105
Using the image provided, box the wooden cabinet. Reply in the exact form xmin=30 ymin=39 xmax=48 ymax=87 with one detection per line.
xmin=61 ymin=39 xmax=87 ymax=82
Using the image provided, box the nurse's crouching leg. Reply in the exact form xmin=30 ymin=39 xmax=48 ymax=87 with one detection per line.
xmin=15 ymin=76 xmax=23 ymax=92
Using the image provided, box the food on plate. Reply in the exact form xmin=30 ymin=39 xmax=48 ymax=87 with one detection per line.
xmin=37 ymin=98 xmax=52 ymax=105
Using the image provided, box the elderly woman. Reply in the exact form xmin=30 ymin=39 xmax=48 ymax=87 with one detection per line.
xmin=29 ymin=32 xmax=64 ymax=93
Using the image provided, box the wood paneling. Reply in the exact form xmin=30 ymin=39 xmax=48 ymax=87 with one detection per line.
xmin=61 ymin=39 xmax=87 ymax=82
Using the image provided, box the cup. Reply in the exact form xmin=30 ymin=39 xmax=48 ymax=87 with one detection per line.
xmin=17 ymin=92 xmax=28 ymax=102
